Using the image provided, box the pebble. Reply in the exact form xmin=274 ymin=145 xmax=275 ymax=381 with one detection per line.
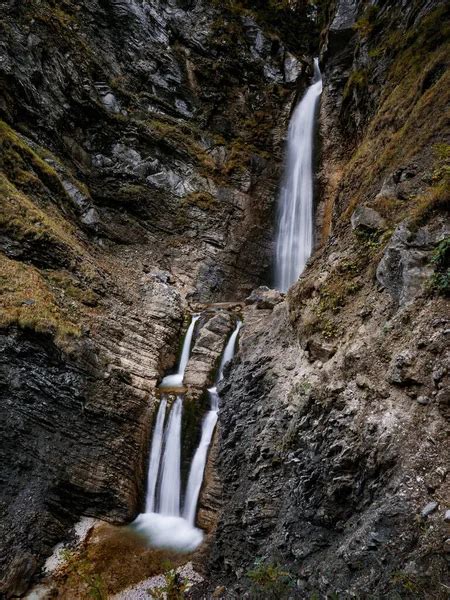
xmin=421 ymin=501 xmax=438 ymax=518
xmin=444 ymin=510 xmax=450 ymax=522
xmin=417 ymin=395 xmax=430 ymax=405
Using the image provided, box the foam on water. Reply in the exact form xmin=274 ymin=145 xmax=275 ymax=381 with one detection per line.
xmin=131 ymin=513 xmax=204 ymax=553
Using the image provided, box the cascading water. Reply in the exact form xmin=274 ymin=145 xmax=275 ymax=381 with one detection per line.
xmin=132 ymin=316 xmax=242 ymax=552
xmin=145 ymin=397 xmax=167 ymax=513
xmin=183 ymin=321 xmax=242 ymax=525
xmin=275 ymin=58 xmax=322 ymax=292
xmin=159 ymin=314 xmax=200 ymax=388
xmin=158 ymin=396 xmax=182 ymax=516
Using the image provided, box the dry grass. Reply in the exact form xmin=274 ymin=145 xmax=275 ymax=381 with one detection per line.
xmin=0 ymin=254 xmax=81 ymax=339
xmin=340 ymin=5 xmax=450 ymax=222
xmin=54 ymin=523 xmax=189 ymax=597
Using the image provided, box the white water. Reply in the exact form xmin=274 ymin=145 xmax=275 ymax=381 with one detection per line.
xmin=275 ymin=58 xmax=322 ymax=292
xmin=132 ymin=317 xmax=242 ymax=551
xmin=159 ymin=314 xmax=200 ymax=388
xmin=145 ymin=398 xmax=167 ymax=513
xmin=183 ymin=320 xmax=242 ymax=525
xmin=132 ymin=512 xmax=203 ymax=553
xmin=158 ymin=396 xmax=182 ymax=516
xmin=217 ymin=320 xmax=242 ymax=383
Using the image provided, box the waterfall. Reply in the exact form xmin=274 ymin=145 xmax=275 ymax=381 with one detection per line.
xmin=182 ymin=403 xmax=218 ymax=525
xmin=133 ymin=316 xmax=242 ymax=551
xmin=158 ymin=396 xmax=182 ymax=516
xmin=217 ymin=320 xmax=242 ymax=382
xmin=275 ymin=58 xmax=322 ymax=292
xmin=183 ymin=320 xmax=242 ymax=525
xmin=145 ymin=397 xmax=167 ymax=513
xmin=159 ymin=314 xmax=200 ymax=388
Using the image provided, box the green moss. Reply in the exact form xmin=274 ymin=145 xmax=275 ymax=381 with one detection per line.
xmin=341 ymin=4 xmax=450 ymax=222
xmin=353 ymin=5 xmax=379 ymax=39
xmin=146 ymin=118 xmax=216 ymax=174
xmin=0 ymin=120 xmax=66 ymax=198
xmin=0 ymin=173 xmax=78 ymax=249
xmin=410 ymin=182 xmax=449 ymax=229
xmin=46 ymin=271 xmax=99 ymax=306
xmin=343 ymin=69 xmax=368 ymax=101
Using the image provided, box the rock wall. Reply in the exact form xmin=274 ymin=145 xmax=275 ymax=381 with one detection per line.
xmin=0 ymin=0 xmax=317 ymax=594
xmin=203 ymin=0 xmax=449 ymax=597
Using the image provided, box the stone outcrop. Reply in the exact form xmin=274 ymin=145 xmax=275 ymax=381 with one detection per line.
xmin=184 ymin=311 xmax=234 ymax=395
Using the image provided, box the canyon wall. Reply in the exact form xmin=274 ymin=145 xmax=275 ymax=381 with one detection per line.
xmin=0 ymin=0 xmax=316 ymax=594
xmin=1 ymin=0 xmax=448 ymax=597
xmin=205 ymin=0 xmax=449 ymax=597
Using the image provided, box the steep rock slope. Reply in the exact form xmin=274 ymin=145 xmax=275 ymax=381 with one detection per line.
xmin=205 ymin=1 xmax=449 ymax=597
xmin=0 ymin=0 xmax=317 ymax=594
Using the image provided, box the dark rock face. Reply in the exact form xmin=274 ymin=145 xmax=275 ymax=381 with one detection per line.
xmin=0 ymin=328 xmax=151 ymax=595
xmin=0 ymin=0 xmax=307 ymax=302
xmin=205 ymin=297 xmax=449 ymax=598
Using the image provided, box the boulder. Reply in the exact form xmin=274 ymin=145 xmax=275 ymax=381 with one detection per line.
xmin=245 ymin=286 xmax=284 ymax=310
xmin=351 ymin=206 xmax=386 ymax=232
xmin=305 ymin=337 xmax=336 ymax=363
xmin=376 ymin=223 xmax=435 ymax=305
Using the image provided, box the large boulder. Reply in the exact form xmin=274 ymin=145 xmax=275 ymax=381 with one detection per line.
xmin=376 ymin=223 xmax=436 ymax=305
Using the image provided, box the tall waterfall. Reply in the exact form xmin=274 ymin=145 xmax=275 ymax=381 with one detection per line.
xmin=133 ymin=316 xmax=242 ymax=551
xmin=183 ymin=320 xmax=242 ymax=524
xmin=275 ymin=58 xmax=322 ymax=292
xmin=160 ymin=314 xmax=200 ymax=388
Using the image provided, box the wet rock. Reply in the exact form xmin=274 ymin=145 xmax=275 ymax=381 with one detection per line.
xmin=184 ymin=312 xmax=234 ymax=394
xmin=351 ymin=206 xmax=386 ymax=232
xmin=245 ymin=286 xmax=284 ymax=309
xmin=421 ymin=501 xmax=438 ymax=518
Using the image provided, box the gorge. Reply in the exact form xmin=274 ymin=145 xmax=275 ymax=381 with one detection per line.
xmin=0 ymin=0 xmax=449 ymax=599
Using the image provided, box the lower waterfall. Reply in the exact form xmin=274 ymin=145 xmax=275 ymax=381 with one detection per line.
xmin=145 ymin=397 xmax=167 ymax=513
xmin=132 ymin=316 xmax=242 ymax=552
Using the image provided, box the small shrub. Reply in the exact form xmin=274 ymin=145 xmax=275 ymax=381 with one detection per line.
xmin=150 ymin=568 xmax=189 ymax=599
xmin=60 ymin=549 xmax=107 ymax=600
xmin=247 ymin=559 xmax=293 ymax=599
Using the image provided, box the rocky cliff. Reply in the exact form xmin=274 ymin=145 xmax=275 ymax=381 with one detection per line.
xmin=1 ymin=0 xmax=448 ymax=597
xmin=204 ymin=1 xmax=449 ymax=598
xmin=0 ymin=0 xmax=316 ymax=594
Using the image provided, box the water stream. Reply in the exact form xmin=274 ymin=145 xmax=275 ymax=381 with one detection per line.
xmin=275 ymin=58 xmax=322 ymax=292
xmin=183 ymin=321 xmax=242 ymax=525
xmin=133 ymin=315 xmax=242 ymax=552
xmin=159 ymin=314 xmax=200 ymax=388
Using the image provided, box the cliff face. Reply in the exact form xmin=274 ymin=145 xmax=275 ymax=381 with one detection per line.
xmin=0 ymin=0 xmax=316 ymax=594
xmin=205 ymin=1 xmax=449 ymax=597
xmin=1 ymin=0 xmax=448 ymax=597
